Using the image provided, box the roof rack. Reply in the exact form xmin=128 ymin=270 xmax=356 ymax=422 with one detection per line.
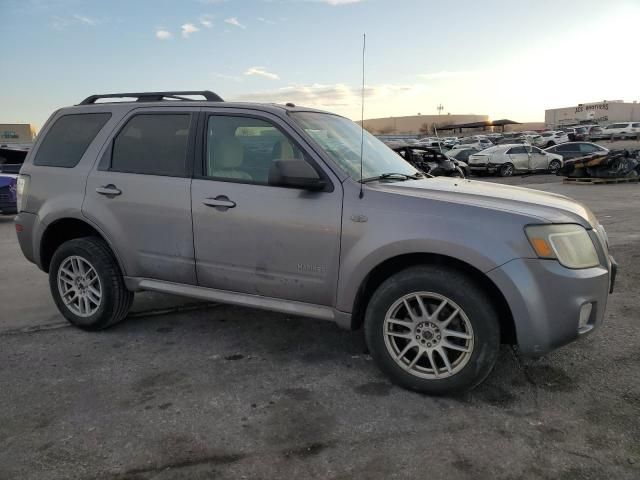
xmin=78 ymin=90 xmax=224 ymax=105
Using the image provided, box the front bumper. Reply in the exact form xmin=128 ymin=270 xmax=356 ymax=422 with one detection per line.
xmin=487 ymin=256 xmax=613 ymax=355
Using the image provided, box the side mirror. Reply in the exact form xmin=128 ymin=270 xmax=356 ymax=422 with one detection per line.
xmin=269 ymin=159 xmax=326 ymax=191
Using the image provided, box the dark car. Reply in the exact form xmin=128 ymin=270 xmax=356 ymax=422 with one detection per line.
xmin=0 ymin=146 xmax=29 ymax=214
xmin=544 ymin=142 xmax=609 ymax=161
xmin=393 ymin=146 xmax=466 ymax=177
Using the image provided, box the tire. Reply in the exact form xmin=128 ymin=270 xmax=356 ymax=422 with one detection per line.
xmin=364 ymin=266 xmax=500 ymax=395
xmin=548 ymin=159 xmax=561 ymax=174
xmin=546 ymin=141 xmax=555 ymax=148
xmin=499 ymin=163 xmax=514 ymax=177
xmin=49 ymin=237 xmax=133 ymax=331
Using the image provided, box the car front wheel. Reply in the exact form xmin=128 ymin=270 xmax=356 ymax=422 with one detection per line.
xmin=49 ymin=237 xmax=133 ymax=330
xmin=364 ymin=266 xmax=500 ymax=395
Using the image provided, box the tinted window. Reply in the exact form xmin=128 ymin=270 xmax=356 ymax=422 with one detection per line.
xmin=33 ymin=113 xmax=111 ymax=167
xmin=579 ymin=144 xmax=601 ymax=153
xmin=555 ymin=144 xmax=574 ymax=153
xmin=507 ymin=146 xmax=526 ymax=154
xmin=206 ymin=115 xmax=312 ymax=184
xmin=111 ymin=114 xmax=191 ymax=176
xmin=633 ymin=123 xmax=640 ymax=128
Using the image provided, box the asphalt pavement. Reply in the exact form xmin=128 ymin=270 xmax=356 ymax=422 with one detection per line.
xmin=0 ymin=174 xmax=638 ymax=480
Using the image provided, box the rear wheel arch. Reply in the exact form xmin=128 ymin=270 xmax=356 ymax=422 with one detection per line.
xmin=350 ymin=253 xmax=516 ymax=345
xmin=40 ymin=217 xmax=124 ymax=274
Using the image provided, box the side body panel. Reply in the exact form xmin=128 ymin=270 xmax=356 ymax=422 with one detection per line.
xmin=335 ymin=179 xmax=545 ymax=313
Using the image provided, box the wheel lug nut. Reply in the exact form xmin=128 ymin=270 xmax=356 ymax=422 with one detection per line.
xmin=427 ymin=343 xmax=431 ymax=347
xmin=416 ymin=335 xmax=420 ymax=340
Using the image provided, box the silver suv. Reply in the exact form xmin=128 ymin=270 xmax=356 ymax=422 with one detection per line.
xmin=15 ymin=91 xmax=616 ymax=394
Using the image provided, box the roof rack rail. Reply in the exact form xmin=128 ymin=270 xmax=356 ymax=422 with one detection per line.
xmin=78 ymin=90 xmax=224 ymax=105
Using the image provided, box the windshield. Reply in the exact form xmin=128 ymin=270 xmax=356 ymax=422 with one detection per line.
xmin=291 ymin=112 xmax=419 ymax=181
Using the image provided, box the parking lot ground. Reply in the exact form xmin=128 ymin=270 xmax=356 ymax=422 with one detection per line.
xmin=1 ymin=176 xmax=639 ymax=480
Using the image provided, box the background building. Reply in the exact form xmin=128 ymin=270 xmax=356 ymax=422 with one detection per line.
xmin=359 ymin=114 xmax=488 ymax=136
xmin=0 ymin=123 xmax=36 ymax=145
xmin=545 ymin=100 xmax=640 ymax=128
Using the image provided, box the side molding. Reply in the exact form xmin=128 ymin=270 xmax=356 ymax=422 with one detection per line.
xmin=124 ymin=277 xmax=351 ymax=326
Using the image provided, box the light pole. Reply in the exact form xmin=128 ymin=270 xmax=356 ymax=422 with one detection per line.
xmin=437 ymin=104 xmax=444 ymax=116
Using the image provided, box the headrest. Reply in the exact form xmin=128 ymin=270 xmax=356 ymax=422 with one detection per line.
xmin=213 ymin=137 xmax=244 ymax=169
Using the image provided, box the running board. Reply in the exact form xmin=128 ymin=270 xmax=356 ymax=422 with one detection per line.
xmin=124 ymin=277 xmax=342 ymax=323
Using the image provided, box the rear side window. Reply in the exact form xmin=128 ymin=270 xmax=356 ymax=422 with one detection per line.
xmin=111 ymin=114 xmax=191 ymax=176
xmin=33 ymin=113 xmax=111 ymax=167
xmin=507 ymin=146 xmax=526 ymax=154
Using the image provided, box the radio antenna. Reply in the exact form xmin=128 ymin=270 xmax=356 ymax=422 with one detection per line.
xmin=359 ymin=33 xmax=366 ymax=199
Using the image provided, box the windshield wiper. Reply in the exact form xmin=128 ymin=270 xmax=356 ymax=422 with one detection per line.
xmin=360 ymin=172 xmax=424 ymax=183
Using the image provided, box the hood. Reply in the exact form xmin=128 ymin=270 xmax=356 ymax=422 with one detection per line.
xmin=370 ymin=177 xmax=598 ymax=227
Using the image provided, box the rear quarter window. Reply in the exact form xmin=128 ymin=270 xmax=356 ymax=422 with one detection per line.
xmin=33 ymin=113 xmax=111 ymax=167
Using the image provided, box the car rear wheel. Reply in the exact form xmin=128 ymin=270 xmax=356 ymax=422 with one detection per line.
xmin=548 ymin=159 xmax=561 ymax=174
xmin=49 ymin=237 xmax=133 ymax=330
xmin=364 ymin=266 xmax=500 ymax=395
xmin=499 ymin=163 xmax=514 ymax=177
xmin=546 ymin=141 xmax=555 ymax=147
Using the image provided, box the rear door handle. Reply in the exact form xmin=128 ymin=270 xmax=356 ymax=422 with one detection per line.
xmin=203 ymin=196 xmax=236 ymax=209
xmin=96 ymin=185 xmax=122 ymax=196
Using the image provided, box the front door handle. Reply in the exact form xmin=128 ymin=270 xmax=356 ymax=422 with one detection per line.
xmin=96 ymin=185 xmax=122 ymax=196
xmin=203 ymin=196 xmax=236 ymax=210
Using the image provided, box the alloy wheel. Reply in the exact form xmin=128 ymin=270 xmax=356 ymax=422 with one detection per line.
xmin=57 ymin=256 xmax=102 ymax=317
xmin=383 ymin=292 xmax=474 ymax=379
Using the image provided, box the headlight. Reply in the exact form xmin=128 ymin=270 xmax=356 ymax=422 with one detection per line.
xmin=525 ymin=224 xmax=599 ymax=269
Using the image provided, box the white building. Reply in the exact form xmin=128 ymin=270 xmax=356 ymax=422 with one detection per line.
xmin=545 ymin=100 xmax=640 ymax=128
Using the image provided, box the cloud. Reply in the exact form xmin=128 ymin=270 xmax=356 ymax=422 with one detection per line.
xmin=212 ymin=72 xmax=243 ymax=82
xmin=51 ymin=14 xmax=98 ymax=29
xmin=418 ymin=70 xmax=479 ymax=80
xmin=244 ymin=66 xmax=279 ymax=80
xmin=181 ymin=23 xmax=199 ymax=38
xmin=155 ymin=29 xmax=173 ymax=40
xmin=72 ymin=14 xmax=96 ymax=26
xmin=313 ymin=0 xmax=365 ymax=4
xmin=257 ymin=17 xmax=276 ymax=25
xmin=200 ymin=14 xmax=214 ymax=28
xmin=232 ymin=83 xmax=427 ymax=110
xmin=224 ymin=17 xmax=246 ymax=29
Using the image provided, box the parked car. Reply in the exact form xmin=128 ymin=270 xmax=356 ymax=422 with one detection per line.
xmin=446 ymin=146 xmax=481 ymax=163
xmin=393 ymin=146 xmax=467 ymax=177
xmin=14 ymin=90 xmax=615 ymax=395
xmin=588 ymin=126 xmax=606 ymax=141
xmin=545 ymin=142 xmax=609 ymax=161
xmin=601 ymin=122 xmax=640 ymax=139
xmin=468 ymin=144 xmax=563 ymax=176
xmin=539 ymin=131 xmax=570 ymax=147
xmin=0 ymin=173 xmax=17 ymax=215
xmin=459 ymin=137 xmax=493 ymax=150
xmin=0 ymin=146 xmax=29 ymax=214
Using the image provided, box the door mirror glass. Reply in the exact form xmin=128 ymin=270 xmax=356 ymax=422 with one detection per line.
xmin=269 ymin=159 xmax=326 ymax=190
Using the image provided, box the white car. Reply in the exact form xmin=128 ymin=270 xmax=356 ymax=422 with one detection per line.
xmin=467 ymin=144 xmax=563 ymax=177
xmin=539 ymin=131 xmax=569 ymax=147
xmin=601 ymin=122 xmax=640 ymax=139
xmin=459 ymin=137 xmax=493 ymax=150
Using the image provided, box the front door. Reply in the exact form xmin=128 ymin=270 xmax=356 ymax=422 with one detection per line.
xmin=191 ymin=112 xmax=343 ymax=306
xmin=83 ymin=109 xmax=198 ymax=284
xmin=529 ymin=147 xmax=550 ymax=170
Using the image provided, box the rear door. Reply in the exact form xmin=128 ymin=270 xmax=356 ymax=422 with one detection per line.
xmin=191 ymin=109 xmax=343 ymax=306
xmin=507 ymin=146 xmax=529 ymax=170
xmin=83 ymin=108 xmax=198 ymax=284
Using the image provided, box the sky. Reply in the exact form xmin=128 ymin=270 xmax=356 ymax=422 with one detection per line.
xmin=1 ymin=0 xmax=639 ymax=130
